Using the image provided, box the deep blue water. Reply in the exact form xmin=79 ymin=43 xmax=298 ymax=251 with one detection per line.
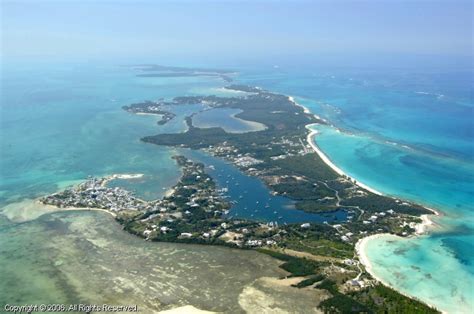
xmin=184 ymin=149 xmax=347 ymax=224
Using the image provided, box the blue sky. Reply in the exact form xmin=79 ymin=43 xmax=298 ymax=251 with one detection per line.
xmin=1 ymin=0 xmax=472 ymax=64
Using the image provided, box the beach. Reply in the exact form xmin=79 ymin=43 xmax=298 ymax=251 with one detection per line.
xmin=292 ymin=97 xmax=446 ymax=312
xmin=415 ymin=213 xmax=437 ymax=235
xmin=355 ymin=234 xmax=444 ymax=313
xmin=290 ymin=95 xmax=383 ymax=196
xmin=305 ymin=124 xmax=383 ymax=196
xmin=304 ymin=122 xmax=447 ymax=312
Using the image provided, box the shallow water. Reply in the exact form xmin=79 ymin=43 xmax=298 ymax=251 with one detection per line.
xmin=364 ymin=233 xmax=473 ymax=313
xmin=238 ymin=66 xmax=474 ymax=312
xmin=2 ymin=61 xmax=473 ymax=312
xmin=0 ymin=210 xmax=323 ymax=312
xmin=193 ymin=107 xmax=266 ymax=133
xmin=0 ymin=62 xmax=327 ymax=311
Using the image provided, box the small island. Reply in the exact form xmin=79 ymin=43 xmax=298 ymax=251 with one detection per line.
xmin=123 ymin=101 xmax=177 ymax=125
xmin=132 ymin=64 xmax=235 ymax=82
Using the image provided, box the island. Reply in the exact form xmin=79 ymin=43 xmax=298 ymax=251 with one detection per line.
xmin=41 ymin=84 xmax=439 ymax=313
xmin=132 ymin=64 xmax=235 ymax=82
xmin=123 ymin=101 xmax=177 ymax=125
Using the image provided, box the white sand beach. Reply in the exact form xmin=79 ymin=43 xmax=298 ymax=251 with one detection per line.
xmin=305 ymin=125 xmax=383 ymax=195
xmin=111 ymin=173 xmax=144 ymax=179
xmin=288 ymin=95 xmax=383 ymax=196
xmin=415 ymin=214 xmax=435 ymax=235
xmin=355 ymin=232 xmax=444 ymax=313
xmin=288 ymin=96 xmax=327 ymax=122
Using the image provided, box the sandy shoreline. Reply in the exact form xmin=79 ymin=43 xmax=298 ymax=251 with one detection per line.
xmin=305 ymin=125 xmax=383 ymax=196
xmin=288 ymin=96 xmax=326 ymax=122
xmin=46 ymin=203 xmax=118 ymax=218
xmin=303 ymin=121 xmax=441 ymax=220
xmin=415 ymin=213 xmax=437 ymax=235
xmin=355 ymin=233 xmax=444 ymax=313
xmin=111 ymin=173 xmax=144 ymax=180
xmin=290 ymin=95 xmax=382 ymax=195
xmin=291 ymin=95 xmax=443 ymax=312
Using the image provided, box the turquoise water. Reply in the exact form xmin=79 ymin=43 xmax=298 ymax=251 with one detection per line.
xmin=193 ymin=107 xmax=266 ymax=133
xmin=1 ymin=61 xmax=473 ymax=312
xmin=311 ymin=124 xmax=474 ymax=312
xmin=0 ymin=62 xmax=346 ymax=310
xmin=239 ymin=67 xmax=473 ymax=312
xmin=0 ymin=63 xmax=215 ymax=204
xmin=0 ymin=63 xmax=281 ymax=309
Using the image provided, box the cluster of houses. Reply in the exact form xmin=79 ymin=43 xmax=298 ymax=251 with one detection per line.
xmin=40 ymin=177 xmax=146 ymax=211
xmin=204 ymin=143 xmax=264 ymax=168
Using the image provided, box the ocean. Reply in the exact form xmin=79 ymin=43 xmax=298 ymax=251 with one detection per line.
xmin=238 ymin=66 xmax=473 ymax=313
xmin=0 ymin=61 xmax=338 ymax=311
xmin=1 ymin=61 xmax=472 ymax=312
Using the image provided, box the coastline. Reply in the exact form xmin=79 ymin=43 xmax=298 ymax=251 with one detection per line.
xmin=1 ymin=173 xmax=151 ymax=223
xmin=355 ymin=234 xmax=444 ymax=313
xmin=292 ymin=95 xmax=443 ymax=312
xmin=305 ymin=124 xmax=383 ymax=196
xmin=288 ymin=96 xmax=327 ymax=122
xmin=102 ymin=173 xmax=144 ymax=186
xmin=304 ymin=122 xmax=441 ymax=218
xmin=291 ymin=95 xmax=441 ymax=219
xmin=40 ymin=202 xmax=119 ymax=218
xmin=289 ymin=96 xmax=398 ymax=197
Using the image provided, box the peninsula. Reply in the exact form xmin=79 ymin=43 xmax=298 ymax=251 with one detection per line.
xmin=41 ymin=84 xmax=439 ymax=313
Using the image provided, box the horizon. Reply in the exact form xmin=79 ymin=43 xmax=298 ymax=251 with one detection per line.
xmin=1 ymin=0 xmax=473 ymax=69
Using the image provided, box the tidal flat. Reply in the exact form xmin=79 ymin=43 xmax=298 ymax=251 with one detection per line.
xmin=0 ymin=211 xmax=323 ymax=313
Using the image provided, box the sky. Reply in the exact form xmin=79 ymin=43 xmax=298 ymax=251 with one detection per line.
xmin=1 ymin=0 xmax=473 ymax=65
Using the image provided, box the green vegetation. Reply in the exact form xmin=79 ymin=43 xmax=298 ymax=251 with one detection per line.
xmin=270 ymin=154 xmax=338 ymax=182
xmin=292 ymin=274 xmax=325 ymax=288
xmin=40 ymin=81 xmax=440 ymax=314
xmin=319 ymin=279 xmax=371 ymax=313
xmin=359 ymin=284 xmax=439 ymax=314
xmin=257 ymin=250 xmax=438 ymax=313
xmin=123 ymin=101 xmax=176 ymax=125
xmin=118 ymin=84 xmax=439 ymax=313
xmin=340 ymin=192 xmax=432 ymax=216
xmin=322 ymin=283 xmax=441 ymax=314
xmin=283 ymin=237 xmax=353 ymax=259
xmin=257 ymin=249 xmax=327 ymax=277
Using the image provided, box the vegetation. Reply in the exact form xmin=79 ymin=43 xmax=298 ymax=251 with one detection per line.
xmin=257 ymin=249 xmax=327 ymax=277
xmin=292 ymin=274 xmax=325 ymax=288
xmin=118 ymin=84 xmax=439 ymax=313
xmin=319 ymin=279 xmax=371 ymax=313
